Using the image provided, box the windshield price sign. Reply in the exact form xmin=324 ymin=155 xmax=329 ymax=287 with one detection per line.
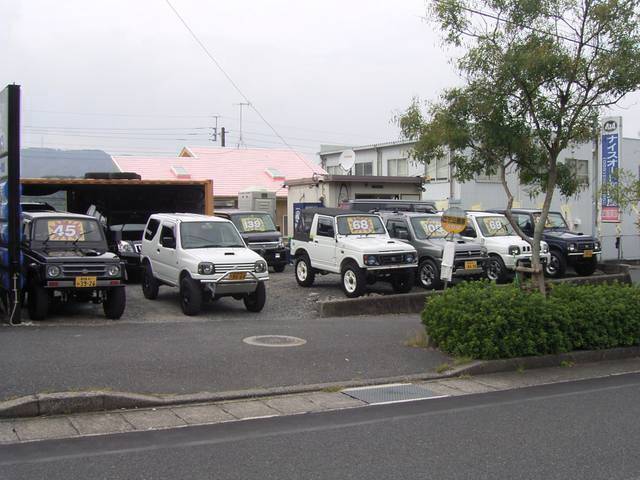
xmin=240 ymin=216 xmax=266 ymax=232
xmin=441 ymin=207 xmax=466 ymax=234
xmin=47 ymin=220 xmax=85 ymax=241
xmin=346 ymin=217 xmax=375 ymax=234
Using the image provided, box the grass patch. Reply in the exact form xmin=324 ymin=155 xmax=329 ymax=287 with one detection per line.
xmin=560 ymin=360 xmax=575 ymax=368
xmin=321 ymin=386 xmax=344 ymax=393
xmin=453 ymin=356 xmax=474 ymax=366
xmin=406 ymin=330 xmax=429 ymax=348
xmin=435 ymin=363 xmax=451 ymax=374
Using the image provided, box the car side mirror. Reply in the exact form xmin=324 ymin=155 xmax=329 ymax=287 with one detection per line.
xmin=276 ymin=225 xmax=281 ymax=232
xmin=397 ymin=229 xmax=409 ymax=240
xmin=162 ymin=236 xmax=176 ymax=249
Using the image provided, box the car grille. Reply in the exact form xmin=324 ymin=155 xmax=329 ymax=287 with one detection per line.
xmin=578 ymin=242 xmax=594 ymax=250
xmin=455 ymin=249 xmax=483 ymax=259
xmin=134 ymin=243 xmax=142 ymax=253
xmin=379 ymin=254 xmax=406 ymax=265
xmin=248 ymin=242 xmax=279 ymax=250
xmin=521 ymin=245 xmax=532 ymax=253
xmin=61 ymin=264 xmax=108 ymax=277
xmin=215 ymin=262 xmax=256 ymax=273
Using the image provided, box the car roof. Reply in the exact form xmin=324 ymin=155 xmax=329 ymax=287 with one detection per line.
xmin=379 ymin=211 xmax=440 ymax=219
xmin=22 ymin=211 xmax=96 ymax=220
xmin=215 ymin=209 xmax=271 ymax=216
xmin=487 ymin=208 xmax=563 ymax=215
xmin=466 ymin=211 xmax=507 ymax=217
xmin=150 ymin=213 xmax=229 ymax=223
xmin=303 ymin=207 xmax=380 ymax=218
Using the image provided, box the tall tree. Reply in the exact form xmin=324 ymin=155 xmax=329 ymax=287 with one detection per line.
xmin=400 ymin=0 xmax=640 ymax=292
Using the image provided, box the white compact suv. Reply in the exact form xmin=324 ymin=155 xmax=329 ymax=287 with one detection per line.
xmin=140 ymin=213 xmax=269 ymax=315
xmin=461 ymin=212 xmax=550 ymax=283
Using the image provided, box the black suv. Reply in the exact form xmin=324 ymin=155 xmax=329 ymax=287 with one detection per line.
xmin=21 ymin=211 xmax=126 ymax=320
xmin=214 ymin=210 xmax=288 ymax=272
xmin=489 ymin=209 xmax=601 ymax=278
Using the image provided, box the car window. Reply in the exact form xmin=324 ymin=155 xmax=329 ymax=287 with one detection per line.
xmin=32 ymin=218 xmax=104 ymax=243
xmin=336 ymin=215 xmax=386 ymax=235
xmin=476 ymin=216 xmax=516 ymax=237
xmin=461 ymin=221 xmax=477 ymax=238
xmin=532 ymin=212 xmax=569 ymax=229
xmin=410 ymin=216 xmax=448 ymax=239
xmin=180 ymin=221 xmax=245 ymax=249
xmin=145 ymin=218 xmax=160 ymax=240
xmin=316 ymin=217 xmax=335 ymax=238
xmin=514 ymin=214 xmax=533 ymax=232
xmin=159 ymin=225 xmax=176 ymax=248
xmin=231 ymin=213 xmax=276 ymax=233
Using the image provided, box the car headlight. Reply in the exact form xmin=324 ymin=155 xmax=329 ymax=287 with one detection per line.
xmin=107 ymin=264 xmax=121 ymax=277
xmin=198 ymin=262 xmax=215 ymax=275
xmin=541 ymin=242 xmax=549 ymax=253
xmin=363 ymin=254 xmax=380 ymax=266
xmin=404 ymin=253 xmax=417 ymax=264
xmin=508 ymin=245 xmax=520 ymax=256
xmin=255 ymin=260 xmax=268 ymax=273
xmin=480 ymin=246 xmax=488 ymax=256
xmin=46 ymin=265 xmax=61 ymax=278
xmin=117 ymin=241 xmax=134 ymax=254
xmin=568 ymin=243 xmax=577 ymax=252
xmin=277 ymin=238 xmax=285 ymax=248
xmin=594 ymin=241 xmax=601 ymax=251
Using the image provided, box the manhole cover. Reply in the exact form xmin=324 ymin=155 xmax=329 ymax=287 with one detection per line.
xmin=242 ymin=335 xmax=307 ymax=347
xmin=342 ymin=383 xmax=444 ymax=404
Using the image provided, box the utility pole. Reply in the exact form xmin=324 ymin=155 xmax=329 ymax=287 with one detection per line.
xmin=234 ymin=102 xmax=250 ymax=148
xmin=221 ymin=127 xmax=226 ymax=147
xmin=209 ymin=115 xmax=220 ymax=143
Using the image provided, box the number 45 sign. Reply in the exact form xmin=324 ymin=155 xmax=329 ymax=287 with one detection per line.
xmin=47 ymin=220 xmax=84 ymax=241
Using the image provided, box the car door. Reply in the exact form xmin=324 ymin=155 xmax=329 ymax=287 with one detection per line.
xmin=155 ymin=222 xmax=179 ymax=285
xmin=387 ymin=219 xmax=412 ymax=245
xmin=460 ymin=218 xmax=481 ymax=245
xmin=313 ymin=216 xmax=337 ymax=269
xmin=513 ymin=213 xmax=534 ymax=237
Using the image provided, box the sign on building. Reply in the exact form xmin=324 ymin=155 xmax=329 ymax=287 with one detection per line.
xmin=600 ymin=116 xmax=622 ymax=223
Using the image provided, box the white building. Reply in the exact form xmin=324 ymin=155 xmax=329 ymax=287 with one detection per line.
xmin=320 ymin=138 xmax=640 ymax=261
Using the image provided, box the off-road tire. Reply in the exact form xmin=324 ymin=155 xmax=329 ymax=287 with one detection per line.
xmin=244 ymin=281 xmax=267 ymax=312
xmin=103 ymin=287 xmax=126 ymax=320
xmin=574 ymin=258 xmax=597 ymax=276
xmin=141 ymin=263 xmax=159 ymax=300
xmin=27 ymin=283 xmax=49 ymax=321
xmin=487 ymin=255 xmax=510 ymax=284
xmin=417 ymin=258 xmax=442 ymax=290
xmin=544 ymin=250 xmax=567 ymax=278
xmin=341 ymin=261 xmax=367 ymax=298
xmin=295 ymin=254 xmax=315 ymax=287
xmin=180 ymin=276 xmax=203 ymax=316
xmin=391 ymin=269 xmax=414 ymax=294
xmin=272 ymin=264 xmax=286 ymax=273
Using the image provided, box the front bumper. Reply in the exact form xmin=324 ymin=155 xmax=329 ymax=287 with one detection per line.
xmin=199 ymin=271 xmax=268 ymax=295
xmin=567 ymin=251 xmax=601 ymax=263
xmin=503 ymin=253 xmax=550 ymax=269
xmin=45 ymin=279 xmax=123 ymax=289
xmin=251 ymin=247 xmax=288 ymax=266
xmin=452 ymin=257 xmax=487 ymax=276
xmin=365 ymin=264 xmax=417 ymax=272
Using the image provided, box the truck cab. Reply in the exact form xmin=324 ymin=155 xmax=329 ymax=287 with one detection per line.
xmin=290 ymin=208 xmax=418 ymax=297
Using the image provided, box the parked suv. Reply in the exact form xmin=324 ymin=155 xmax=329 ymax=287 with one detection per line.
xmin=381 ymin=211 xmax=487 ymax=289
xmin=489 ymin=209 xmax=601 ymax=278
xmin=340 ymin=199 xmax=437 ymax=213
xmin=214 ymin=209 xmax=287 ymax=272
xmin=21 ymin=211 xmax=126 ymax=320
xmin=461 ymin=212 xmax=550 ymax=283
xmin=290 ymin=208 xmax=418 ymax=297
xmin=140 ymin=213 xmax=269 ymax=315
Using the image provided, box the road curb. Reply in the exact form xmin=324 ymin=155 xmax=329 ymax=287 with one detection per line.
xmin=2 ymin=345 xmax=639 ymax=419
xmin=318 ymin=269 xmax=632 ymax=318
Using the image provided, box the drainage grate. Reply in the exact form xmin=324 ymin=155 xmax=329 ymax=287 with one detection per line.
xmin=342 ymin=383 xmax=444 ymax=405
xmin=242 ymin=335 xmax=307 ymax=347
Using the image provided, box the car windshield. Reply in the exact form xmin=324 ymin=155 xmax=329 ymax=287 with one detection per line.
xmin=230 ymin=213 xmax=276 ymax=233
xmin=32 ymin=217 xmax=104 ymax=243
xmin=410 ymin=216 xmax=448 ymax=239
xmin=532 ymin=212 xmax=569 ymax=229
xmin=180 ymin=221 xmax=245 ymax=249
xmin=477 ymin=216 xmax=517 ymax=237
xmin=336 ymin=215 xmax=386 ymax=235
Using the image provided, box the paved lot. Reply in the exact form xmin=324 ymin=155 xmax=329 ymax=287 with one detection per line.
xmin=0 ymin=270 xmax=448 ymax=400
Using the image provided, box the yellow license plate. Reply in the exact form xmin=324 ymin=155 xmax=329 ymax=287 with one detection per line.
xmin=75 ymin=276 xmax=97 ymax=288
xmin=464 ymin=261 xmax=478 ymax=270
xmin=583 ymin=250 xmax=593 ymax=258
xmin=228 ymin=272 xmax=246 ymax=281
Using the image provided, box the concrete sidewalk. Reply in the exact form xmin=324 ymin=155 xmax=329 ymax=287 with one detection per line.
xmin=2 ymin=357 xmax=639 ymax=445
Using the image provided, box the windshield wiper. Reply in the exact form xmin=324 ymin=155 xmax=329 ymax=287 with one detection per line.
xmin=72 ymin=228 xmax=97 ymax=247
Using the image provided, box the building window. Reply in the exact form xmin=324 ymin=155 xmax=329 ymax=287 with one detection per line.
xmin=426 ymin=157 xmax=449 ymax=181
xmin=565 ymin=158 xmax=589 ymax=186
xmin=387 ymin=158 xmax=408 ymax=176
xmin=326 ymin=165 xmax=345 ymax=175
xmin=476 ymin=169 xmax=501 ymax=183
xmin=354 ymin=162 xmax=373 ymax=176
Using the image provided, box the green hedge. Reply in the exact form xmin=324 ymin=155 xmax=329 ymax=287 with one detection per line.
xmin=422 ymin=280 xmax=640 ymax=360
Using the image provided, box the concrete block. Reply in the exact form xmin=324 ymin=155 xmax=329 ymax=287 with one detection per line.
xmin=121 ymin=409 xmax=186 ymax=430
xmin=69 ymin=413 xmax=135 ymax=435
xmin=0 ymin=395 xmax=39 ymax=419
xmin=171 ymin=405 xmax=235 ymax=425
xmin=14 ymin=417 xmax=78 ymax=441
xmin=218 ymin=400 xmax=279 ymax=420
xmin=419 ymin=382 xmax=465 ymax=397
xmin=304 ymin=392 xmax=367 ymax=409
xmin=37 ymin=392 xmax=104 ymax=416
xmin=264 ymin=395 xmax=325 ymax=415
xmin=437 ymin=379 xmax=498 ymax=394
xmin=0 ymin=421 xmax=19 ymax=443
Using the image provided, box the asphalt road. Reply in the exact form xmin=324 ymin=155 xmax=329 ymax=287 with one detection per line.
xmin=0 ymin=271 xmax=446 ymax=399
xmin=2 ymin=373 xmax=640 ymax=480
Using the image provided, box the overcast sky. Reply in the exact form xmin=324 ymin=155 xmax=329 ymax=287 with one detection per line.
xmin=2 ymin=0 xmax=639 ymax=160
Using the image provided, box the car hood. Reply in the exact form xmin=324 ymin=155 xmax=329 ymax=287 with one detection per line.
xmin=241 ymin=231 xmax=281 ymax=243
xmin=338 ymin=236 xmax=416 ymax=254
xmin=29 ymin=248 xmax=119 ymax=262
xmin=483 ymin=236 xmax=531 ymax=248
xmin=426 ymin=238 xmax=480 ymax=252
xmin=184 ymin=247 xmax=263 ymax=263
xmin=543 ymin=229 xmax=595 ymax=241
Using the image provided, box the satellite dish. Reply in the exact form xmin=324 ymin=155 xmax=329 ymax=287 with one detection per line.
xmin=338 ymin=150 xmax=356 ymax=172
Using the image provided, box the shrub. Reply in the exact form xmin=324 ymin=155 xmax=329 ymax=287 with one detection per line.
xmin=422 ymin=280 xmax=640 ymax=360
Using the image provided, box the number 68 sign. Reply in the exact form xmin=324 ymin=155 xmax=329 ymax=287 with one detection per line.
xmin=346 ymin=217 xmax=374 ymax=234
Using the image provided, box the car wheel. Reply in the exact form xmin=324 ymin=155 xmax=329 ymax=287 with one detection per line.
xmin=27 ymin=283 xmax=49 ymax=321
xmin=103 ymin=287 xmax=126 ymax=320
xmin=391 ymin=269 xmax=414 ymax=294
xmin=418 ymin=259 xmax=442 ymax=290
xmin=574 ymin=258 xmax=597 ymax=276
xmin=141 ymin=263 xmax=159 ymax=300
xmin=273 ymin=264 xmax=286 ymax=273
xmin=544 ymin=250 xmax=566 ymax=278
xmin=486 ymin=255 xmax=510 ymax=284
xmin=244 ymin=281 xmax=266 ymax=312
xmin=180 ymin=276 xmax=203 ymax=316
xmin=341 ymin=262 xmax=367 ymax=298
xmin=295 ymin=255 xmax=315 ymax=287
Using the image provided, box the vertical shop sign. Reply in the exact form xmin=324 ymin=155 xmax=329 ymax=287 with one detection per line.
xmin=600 ymin=117 xmax=622 ymax=223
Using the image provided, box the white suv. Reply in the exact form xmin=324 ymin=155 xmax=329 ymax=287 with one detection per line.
xmin=462 ymin=212 xmax=550 ymax=283
xmin=290 ymin=208 xmax=418 ymax=297
xmin=140 ymin=213 xmax=269 ymax=315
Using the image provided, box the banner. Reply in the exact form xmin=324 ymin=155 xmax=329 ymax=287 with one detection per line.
xmin=600 ymin=117 xmax=622 ymax=223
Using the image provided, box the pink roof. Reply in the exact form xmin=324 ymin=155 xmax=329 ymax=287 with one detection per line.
xmin=112 ymin=146 xmax=325 ymax=197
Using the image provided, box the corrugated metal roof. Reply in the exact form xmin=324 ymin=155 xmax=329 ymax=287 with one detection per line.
xmin=318 ymin=140 xmax=415 ymax=156
xmin=113 ymin=147 xmax=326 ymax=197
